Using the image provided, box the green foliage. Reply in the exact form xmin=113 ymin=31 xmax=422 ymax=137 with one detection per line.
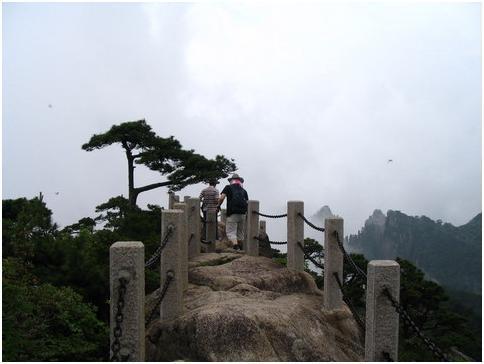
xmin=342 ymin=253 xmax=368 ymax=308
xmin=2 ymin=196 xmax=57 ymax=260
xmin=3 ymin=258 xmax=108 ymax=361
xmin=81 ymin=119 xmax=157 ymax=152
xmin=82 ymin=119 xmax=237 ymax=205
xmin=396 ymin=257 xmax=481 ymax=361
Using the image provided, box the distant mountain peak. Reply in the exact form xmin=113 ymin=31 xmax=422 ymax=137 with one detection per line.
xmin=312 ymin=205 xmax=335 ymax=221
xmin=365 ymin=209 xmax=386 ymax=227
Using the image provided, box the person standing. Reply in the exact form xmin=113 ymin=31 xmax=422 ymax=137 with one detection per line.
xmin=199 ymin=180 xmax=220 ymax=239
xmin=217 ymin=173 xmax=248 ymax=250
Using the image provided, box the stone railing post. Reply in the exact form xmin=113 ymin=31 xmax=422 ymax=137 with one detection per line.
xmin=246 ymin=200 xmax=259 ymax=256
xmin=168 ymin=193 xmax=180 ymax=209
xmin=287 ymin=201 xmax=304 ymax=271
xmin=324 ymin=218 xmax=344 ymax=310
xmin=110 ymin=242 xmax=145 ymax=361
xmin=186 ymin=197 xmax=201 ymax=259
xmin=365 ymin=260 xmax=400 ymax=362
xmin=173 ymin=203 xmax=188 ymax=290
xmin=160 ymin=209 xmax=183 ymax=320
xmin=205 ymin=210 xmax=217 ymax=253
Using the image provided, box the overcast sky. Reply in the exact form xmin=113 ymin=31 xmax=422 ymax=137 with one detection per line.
xmin=3 ymin=2 xmax=481 ymax=238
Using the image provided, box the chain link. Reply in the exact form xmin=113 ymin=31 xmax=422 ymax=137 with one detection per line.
xmin=146 ymin=270 xmax=175 ymax=326
xmin=382 ymin=288 xmax=450 ymax=362
xmin=145 ymin=225 xmax=175 ymax=269
xmin=296 ymin=241 xmax=324 ymax=269
xmin=110 ymin=277 xmax=129 ymax=361
xmin=297 ymin=213 xmax=325 ymax=232
xmin=253 ymin=236 xmax=287 ymax=245
xmin=252 ymin=211 xmax=287 ymax=219
xmin=333 ymin=272 xmax=366 ymax=332
xmin=188 ymin=233 xmax=194 ymax=245
xmin=333 ymin=231 xmax=367 ymax=280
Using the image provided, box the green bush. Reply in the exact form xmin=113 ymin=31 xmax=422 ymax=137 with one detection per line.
xmin=3 ymin=258 xmax=108 ymax=361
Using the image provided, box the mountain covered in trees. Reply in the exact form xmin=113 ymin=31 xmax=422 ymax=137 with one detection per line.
xmin=347 ymin=210 xmax=481 ymax=312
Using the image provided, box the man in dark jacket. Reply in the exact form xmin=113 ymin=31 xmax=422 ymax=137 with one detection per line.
xmin=217 ymin=173 xmax=248 ymax=250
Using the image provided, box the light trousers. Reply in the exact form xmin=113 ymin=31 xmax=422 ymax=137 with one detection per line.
xmin=226 ymin=213 xmax=246 ymax=242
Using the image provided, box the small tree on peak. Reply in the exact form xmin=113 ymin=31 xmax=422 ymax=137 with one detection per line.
xmin=82 ymin=120 xmax=236 ymax=207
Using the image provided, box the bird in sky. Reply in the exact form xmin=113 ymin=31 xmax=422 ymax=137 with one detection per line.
xmin=48 ymin=104 xmax=52 ymax=108
xmin=55 ymin=192 xmax=59 ymax=195
xmin=387 ymin=159 xmax=393 ymax=163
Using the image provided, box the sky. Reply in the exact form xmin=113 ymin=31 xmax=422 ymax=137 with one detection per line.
xmin=2 ymin=2 xmax=482 ymax=240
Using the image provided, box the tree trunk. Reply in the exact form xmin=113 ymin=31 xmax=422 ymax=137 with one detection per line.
xmin=126 ymin=150 xmax=137 ymax=207
xmin=123 ymin=143 xmax=175 ymax=207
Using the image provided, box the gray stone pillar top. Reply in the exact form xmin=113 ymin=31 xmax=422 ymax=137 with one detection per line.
xmin=369 ymin=260 xmax=399 ymax=267
xmin=111 ymin=241 xmax=144 ymax=249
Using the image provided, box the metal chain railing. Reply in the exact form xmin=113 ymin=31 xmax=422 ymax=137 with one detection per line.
xmin=145 ymin=270 xmax=175 ymax=326
xmin=252 ymin=210 xmax=287 ymax=219
xmin=200 ymin=239 xmax=212 ymax=245
xmin=297 ymin=213 xmax=325 ymax=232
xmin=296 ymin=241 xmax=324 ymax=270
xmin=333 ymin=272 xmax=366 ymax=332
xmin=110 ymin=277 xmax=129 ymax=362
xmin=382 ymin=288 xmax=450 ymax=362
xmin=333 ymin=231 xmax=367 ymax=280
xmin=253 ymin=236 xmax=287 ymax=245
xmin=145 ymin=225 xmax=175 ymax=269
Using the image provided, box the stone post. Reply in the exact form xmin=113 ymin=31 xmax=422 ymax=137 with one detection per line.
xmin=173 ymin=203 xmax=188 ymax=290
xmin=365 ymin=260 xmax=400 ymax=362
xmin=246 ymin=200 xmax=260 ymax=256
xmin=168 ymin=192 xmax=180 ymax=209
xmin=186 ymin=197 xmax=201 ymax=259
xmin=160 ymin=209 xmax=183 ymax=320
xmin=110 ymin=242 xmax=145 ymax=361
xmin=183 ymin=195 xmax=190 ymax=203
xmin=324 ymin=218 xmax=344 ymax=310
xmin=205 ymin=210 xmax=217 ymax=253
xmin=287 ymin=201 xmax=304 ymax=271
xmin=242 ymin=214 xmax=248 ymax=251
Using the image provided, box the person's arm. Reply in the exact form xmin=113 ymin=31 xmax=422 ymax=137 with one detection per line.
xmin=199 ymin=190 xmax=204 ymax=211
xmin=218 ymin=194 xmax=226 ymax=208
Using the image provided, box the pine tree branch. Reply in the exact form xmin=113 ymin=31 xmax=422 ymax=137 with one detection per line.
xmin=134 ymin=181 xmax=172 ymax=194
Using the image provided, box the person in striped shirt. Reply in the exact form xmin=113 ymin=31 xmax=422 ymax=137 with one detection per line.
xmin=200 ymin=180 xmax=220 ymax=239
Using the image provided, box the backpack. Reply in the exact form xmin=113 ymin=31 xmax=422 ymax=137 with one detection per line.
xmin=229 ymin=184 xmax=248 ymax=214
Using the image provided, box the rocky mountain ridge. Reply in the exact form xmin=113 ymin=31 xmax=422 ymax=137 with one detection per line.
xmin=145 ymin=252 xmax=363 ymax=361
xmin=347 ymin=210 xmax=481 ymax=295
